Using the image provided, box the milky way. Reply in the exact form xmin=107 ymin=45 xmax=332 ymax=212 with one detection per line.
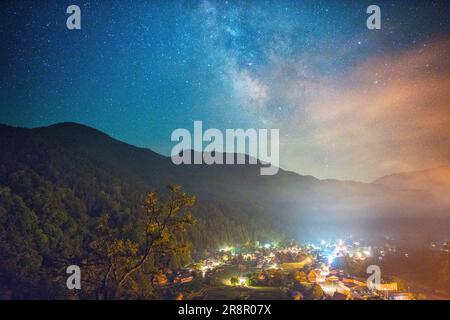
xmin=1 ymin=0 xmax=449 ymax=181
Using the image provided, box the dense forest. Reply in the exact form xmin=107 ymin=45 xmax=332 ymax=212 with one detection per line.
xmin=0 ymin=123 xmax=276 ymax=298
xmin=1 ymin=122 xmax=448 ymax=298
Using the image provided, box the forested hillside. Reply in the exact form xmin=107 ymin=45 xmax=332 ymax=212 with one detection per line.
xmin=0 ymin=123 xmax=274 ymax=298
xmin=1 ymin=122 xmax=448 ymax=298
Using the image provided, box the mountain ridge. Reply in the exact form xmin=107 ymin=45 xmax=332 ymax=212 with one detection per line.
xmin=1 ymin=121 xmax=449 ymax=242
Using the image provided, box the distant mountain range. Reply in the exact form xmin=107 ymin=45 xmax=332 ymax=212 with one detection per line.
xmin=374 ymin=166 xmax=450 ymax=207
xmin=1 ymin=122 xmax=449 ymax=244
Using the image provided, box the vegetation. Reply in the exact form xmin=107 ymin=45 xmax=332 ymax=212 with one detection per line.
xmin=311 ymin=284 xmax=325 ymax=300
xmin=335 ymin=251 xmax=450 ymax=296
xmin=1 ymin=123 xmax=449 ymax=299
xmin=230 ymin=276 xmax=239 ymax=286
xmin=0 ymin=183 xmax=195 ymax=299
xmin=0 ymin=123 xmax=273 ymax=299
xmin=83 ymin=185 xmax=196 ymax=299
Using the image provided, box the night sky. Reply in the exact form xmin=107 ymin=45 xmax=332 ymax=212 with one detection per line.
xmin=1 ymin=0 xmax=449 ymax=181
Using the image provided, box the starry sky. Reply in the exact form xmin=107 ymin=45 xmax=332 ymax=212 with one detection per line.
xmin=1 ymin=0 xmax=449 ymax=181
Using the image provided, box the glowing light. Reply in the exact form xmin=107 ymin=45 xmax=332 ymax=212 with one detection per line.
xmin=200 ymin=266 xmax=208 ymax=278
xmin=327 ymin=254 xmax=335 ymax=265
xmin=239 ymin=277 xmax=248 ymax=286
xmin=220 ymin=245 xmax=234 ymax=252
xmin=320 ymin=265 xmax=330 ymax=276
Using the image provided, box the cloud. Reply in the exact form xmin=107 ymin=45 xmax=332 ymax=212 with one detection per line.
xmin=280 ymin=40 xmax=450 ymax=181
xmin=191 ymin=2 xmax=449 ymax=181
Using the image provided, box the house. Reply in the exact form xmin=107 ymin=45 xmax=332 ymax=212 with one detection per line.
xmin=378 ymin=282 xmax=398 ymax=292
xmin=308 ymin=269 xmax=325 ymax=283
xmin=341 ymin=281 xmax=359 ymax=290
xmin=291 ymin=291 xmax=303 ymax=300
xmin=352 ymin=286 xmax=372 ymax=296
xmin=152 ymin=273 xmax=169 ymax=286
xmin=388 ymin=293 xmax=413 ymax=300
xmin=163 ymin=268 xmax=173 ymax=275
xmin=329 ymin=292 xmax=349 ymax=300
xmin=330 ymin=270 xmax=339 ymax=276
xmin=173 ymin=272 xmax=194 ymax=284
xmin=179 ymin=275 xmax=194 ymax=284
xmin=342 ymin=278 xmax=366 ymax=287
xmin=327 ymin=275 xmax=340 ymax=282
xmin=319 ymin=282 xmax=341 ymax=296
xmin=256 ymin=272 xmax=267 ymax=282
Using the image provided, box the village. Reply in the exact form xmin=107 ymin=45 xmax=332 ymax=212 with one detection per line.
xmin=150 ymin=239 xmax=421 ymax=300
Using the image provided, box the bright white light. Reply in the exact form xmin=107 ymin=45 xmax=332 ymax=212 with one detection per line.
xmin=220 ymin=245 xmax=233 ymax=252
xmin=327 ymin=255 xmax=335 ymax=265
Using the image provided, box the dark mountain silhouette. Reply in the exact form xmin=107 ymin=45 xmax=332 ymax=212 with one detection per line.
xmin=1 ymin=122 xmax=449 ymax=244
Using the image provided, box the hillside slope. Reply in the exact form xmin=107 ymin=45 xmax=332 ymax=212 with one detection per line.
xmin=1 ymin=122 xmax=449 ymax=244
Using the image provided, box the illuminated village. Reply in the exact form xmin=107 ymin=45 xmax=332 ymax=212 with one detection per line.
xmin=150 ymin=239 xmax=439 ymax=300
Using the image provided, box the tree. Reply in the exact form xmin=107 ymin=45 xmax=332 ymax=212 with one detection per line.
xmin=86 ymin=185 xmax=196 ymax=299
xmin=176 ymin=292 xmax=184 ymax=300
xmin=292 ymin=270 xmax=308 ymax=283
xmin=292 ymin=291 xmax=303 ymax=300
xmin=311 ymin=284 xmax=324 ymax=300
xmin=230 ymin=276 xmax=239 ymax=286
